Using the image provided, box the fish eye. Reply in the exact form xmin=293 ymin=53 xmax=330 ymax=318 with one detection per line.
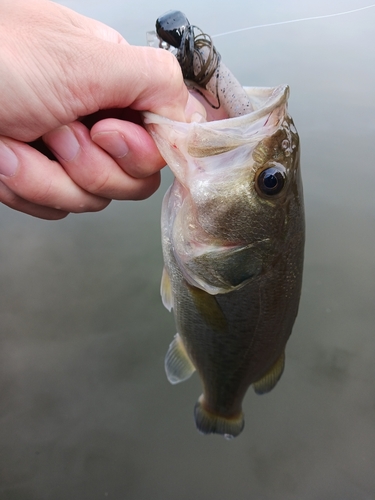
xmin=256 ymin=164 xmax=286 ymax=197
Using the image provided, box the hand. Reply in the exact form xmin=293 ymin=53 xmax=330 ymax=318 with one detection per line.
xmin=0 ymin=0 xmax=205 ymax=219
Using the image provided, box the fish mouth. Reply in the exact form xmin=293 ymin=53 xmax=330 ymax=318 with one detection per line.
xmin=197 ymin=84 xmax=290 ymax=126
xmin=185 ymin=86 xmax=289 ymax=158
xmin=143 ymin=84 xmax=288 ymax=128
xmin=143 ymin=85 xmax=289 ymax=162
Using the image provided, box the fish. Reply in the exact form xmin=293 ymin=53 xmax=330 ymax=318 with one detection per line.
xmin=143 ymin=11 xmax=305 ymax=438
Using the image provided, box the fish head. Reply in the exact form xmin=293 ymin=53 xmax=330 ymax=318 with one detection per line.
xmin=143 ymin=85 xmax=304 ymax=295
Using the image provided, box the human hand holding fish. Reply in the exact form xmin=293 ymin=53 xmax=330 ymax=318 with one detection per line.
xmin=0 ymin=0 xmax=206 ymax=220
xmin=0 ymin=0 xmax=305 ymax=440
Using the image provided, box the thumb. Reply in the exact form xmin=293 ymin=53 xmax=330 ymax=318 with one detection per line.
xmin=74 ymin=41 xmax=203 ymax=122
xmin=75 ymin=14 xmax=129 ymax=45
xmin=56 ymin=5 xmax=202 ymax=120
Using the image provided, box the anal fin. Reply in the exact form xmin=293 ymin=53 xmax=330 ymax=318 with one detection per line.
xmin=165 ymin=333 xmax=196 ymax=385
xmin=253 ymin=351 xmax=285 ymax=395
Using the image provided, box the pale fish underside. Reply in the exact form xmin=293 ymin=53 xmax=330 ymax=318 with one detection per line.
xmin=143 ymin=85 xmax=305 ymax=438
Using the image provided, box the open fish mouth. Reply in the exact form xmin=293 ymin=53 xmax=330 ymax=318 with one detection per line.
xmin=144 ymin=86 xmax=290 ymax=172
xmin=144 ymin=84 xmax=293 ymax=190
xmin=144 ymin=84 xmax=289 ymax=124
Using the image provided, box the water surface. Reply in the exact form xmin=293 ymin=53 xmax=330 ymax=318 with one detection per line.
xmin=1 ymin=1 xmax=375 ymax=498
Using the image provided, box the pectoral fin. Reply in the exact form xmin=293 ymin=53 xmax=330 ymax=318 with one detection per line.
xmin=253 ymin=351 xmax=285 ymax=395
xmin=188 ymin=285 xmax=228 ymax=334
xmin=161 ymin=267 xmax=173 ymax=312
xmin=165 ymin=333 xmax=196 ymax=385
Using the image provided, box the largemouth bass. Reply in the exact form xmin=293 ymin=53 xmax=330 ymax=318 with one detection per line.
xmin=144 ymin=12 xmax=305 ymax=438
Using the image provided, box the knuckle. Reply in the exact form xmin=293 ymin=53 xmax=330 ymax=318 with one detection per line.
xmin=28 ymin=180 xmax=54 ymax=205
xmin=84 ymin=171 xmax=111 ymax=195
xmin=128 ymin=174 xmax=161 ymax=201
xmin=155 ymin=49 xmax=183 ymax=87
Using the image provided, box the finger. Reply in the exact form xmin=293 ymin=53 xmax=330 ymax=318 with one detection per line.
xmin=0 ymin=137 xmax=110 ymax=213
xmin=43 ymin=121 xmax=161 ymax=200
xmin=0 ymin=181 xmax=69 ymax=220
xmin=71 ymin=42 xmax=207 ymax=122
xmin=73 ymin=14 xmax=129 ymax=46
xmin=50 ymin=1 xmax=201 ymax=120
xmin=90 ymin=118 xmax=166 ymax=179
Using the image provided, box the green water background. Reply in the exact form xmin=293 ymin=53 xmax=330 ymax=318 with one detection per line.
xmin=1 ymin=1 xmax=374 ymax=498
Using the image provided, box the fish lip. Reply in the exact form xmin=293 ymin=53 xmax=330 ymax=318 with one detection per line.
xmin=143 ymin=84 xmax=289 ymax=128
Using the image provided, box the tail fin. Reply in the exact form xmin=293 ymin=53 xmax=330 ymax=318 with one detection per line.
xmin=194 ymin=396 xmax=244 ymax=439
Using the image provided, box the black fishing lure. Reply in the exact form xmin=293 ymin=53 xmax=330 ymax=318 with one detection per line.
xmin=155 ymin=10 xmax=221 ymax=92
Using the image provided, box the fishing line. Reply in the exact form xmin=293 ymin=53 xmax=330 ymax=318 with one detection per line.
xmin=212 ymin=3 xmax=375 ymax=38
